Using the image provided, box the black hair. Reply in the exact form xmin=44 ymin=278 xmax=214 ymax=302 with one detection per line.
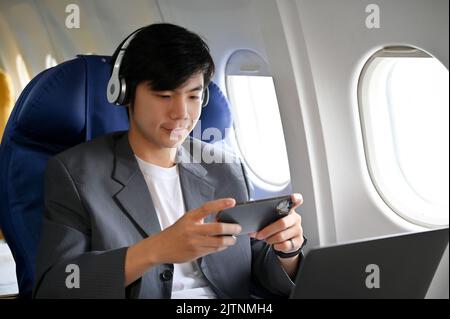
xmin=111 ymin=23 xmax=215 ymax=108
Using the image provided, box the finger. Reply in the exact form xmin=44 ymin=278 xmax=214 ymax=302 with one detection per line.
xmin=248 ymin=232 xmax=257 ymax=238
xmin=265 ymin=224 xmax=302 ymax=245
xmin=273 ymin=235 xmax=304 ymax=253
xmin=291 ymin=193 xmax=303 ymax=209
xmin=256 ymin=213 xmax=298 ymax=240
xmin=196 ymin=222 xmax=242 ymax=236
xmin=194 ymin=245 xmax=229 ymax=259
xmin=190 ymin=198 xmax=236 ymax=221
xmin=198 ymin=234 xmax=238 ymax=248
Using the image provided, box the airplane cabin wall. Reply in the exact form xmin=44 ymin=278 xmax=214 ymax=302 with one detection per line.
xmin=0 ymin=0 xmax=163 ymax=99
xmin=294 ymin=0 xmax=448 ymax=241
xmin=292 ymin=0 xmax=448 ymax=298
xmin=158 ymin=0 xmax=448 ymax=298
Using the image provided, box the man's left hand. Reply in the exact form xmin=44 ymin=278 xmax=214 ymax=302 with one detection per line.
xmin=249 ymin=193 xmax=304 ymax=254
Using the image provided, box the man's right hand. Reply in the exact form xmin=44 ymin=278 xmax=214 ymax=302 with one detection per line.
xmin=125 ymin=198 xmax=241 ymax=285
xmin=148 ymin=197 xmax=242 ymax=264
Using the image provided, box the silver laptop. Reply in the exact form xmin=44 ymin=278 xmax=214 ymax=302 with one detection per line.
xmin=290 ymin=228 xmax=449 ymax=299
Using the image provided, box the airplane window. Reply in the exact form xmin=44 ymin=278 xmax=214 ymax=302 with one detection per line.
xmin=15 ymin=55 xmax=30 ymax=90
xmin=359 ymin=47 xmax=449 ymax=227
xmin=226 ymin=50 xmax=290 ymax=187
xmin=0 ymin=69 xmax=14 ymax=141
xmin=45 ymin=54 xmax=58 ymax=69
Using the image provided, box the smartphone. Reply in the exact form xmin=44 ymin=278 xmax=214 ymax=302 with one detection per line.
xmin=216 ymin=195 xmax=293 ymax=234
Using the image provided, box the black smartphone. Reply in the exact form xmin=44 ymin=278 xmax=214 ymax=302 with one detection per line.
xmin=216 ymin=195 xmax=293 ymax=234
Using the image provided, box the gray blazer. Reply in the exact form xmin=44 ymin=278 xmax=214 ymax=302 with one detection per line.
xmin=33 ymin=131 xmax=296 ymax=298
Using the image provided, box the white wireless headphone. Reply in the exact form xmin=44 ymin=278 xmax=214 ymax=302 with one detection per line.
xmin=107 ymin=28 xmax=142 ymax=105
xmin=107 ymin=28 xmax=209 ymax=107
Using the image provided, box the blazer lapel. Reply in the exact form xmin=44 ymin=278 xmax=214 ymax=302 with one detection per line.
xmin=112 ymin=133 xmax=161 ymax=237
xmin=177 ymin=139 xmax=215 ymax=217
xmin=177 ymin=139 xmax=239 ymax=298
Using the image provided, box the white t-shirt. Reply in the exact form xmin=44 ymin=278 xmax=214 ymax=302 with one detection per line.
xmin=135 ymin=155 xmax=217 ymax=299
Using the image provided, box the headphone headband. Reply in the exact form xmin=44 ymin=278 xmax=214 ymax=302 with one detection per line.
xmin=107 ymin=28 xmax=143 ymax=105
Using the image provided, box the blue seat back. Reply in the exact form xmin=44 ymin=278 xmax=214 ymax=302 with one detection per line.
xmin=0 ymin=55 xmax=129 ymax=297
xmin=190 ymin=81 xmax=233 ymax=142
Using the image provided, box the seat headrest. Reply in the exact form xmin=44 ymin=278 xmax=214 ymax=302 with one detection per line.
xmin=192 ymin=81 xmax=233 ymax=143
xmin=8 ymin=55 xmax=129 ymax=151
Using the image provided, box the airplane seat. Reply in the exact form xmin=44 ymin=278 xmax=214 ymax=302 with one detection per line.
xmin=0 ymin=54 xmax=238 ymax=298
xmin=0 ymin=55 xmax=129 ymax=297
xmin=190 ymin=80 xmax=233 ymax=143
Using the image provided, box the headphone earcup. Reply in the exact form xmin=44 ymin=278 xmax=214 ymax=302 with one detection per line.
xmin=202 ymin=86 xmax=209 ymax=107
xmin=117 ymin=77 xmax=128 ymax=105
xmin=107 ymin=74 xmax=121 ymax=104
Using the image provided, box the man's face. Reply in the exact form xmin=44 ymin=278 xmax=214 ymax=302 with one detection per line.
xmin=129 ymin=73 xmax=204 ymax=149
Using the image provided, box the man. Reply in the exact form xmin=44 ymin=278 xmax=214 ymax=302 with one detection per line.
xmin=33 ymin=23 xmax=305 ymax=298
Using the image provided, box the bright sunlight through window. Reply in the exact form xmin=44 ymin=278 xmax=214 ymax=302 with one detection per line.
xmin=15 ymin=55 xmax=30 ymax=90
xmin=45 ymin=54 xmax=58 ymax=69
xmin=226 ymin=75 xmax=290 ymax=186
xmin=359 ymin=48 xmax=449 ymax=227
